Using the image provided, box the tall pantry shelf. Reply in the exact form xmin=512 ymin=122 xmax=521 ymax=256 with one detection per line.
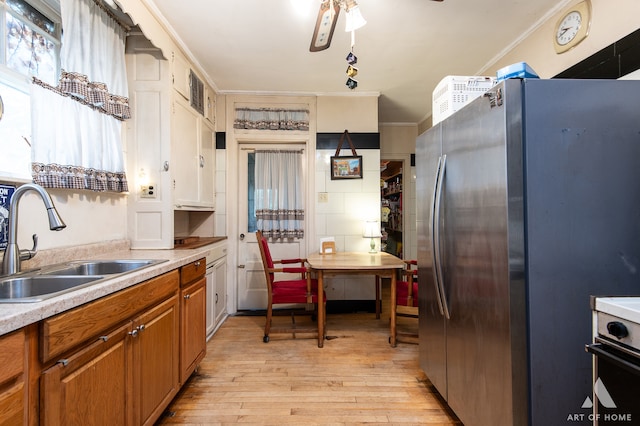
xmin=380 ymin=161 xmax=403 ymax=258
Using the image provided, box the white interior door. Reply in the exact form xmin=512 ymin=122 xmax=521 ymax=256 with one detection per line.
xmin=236 ymin=143 xmax=306 ymax=310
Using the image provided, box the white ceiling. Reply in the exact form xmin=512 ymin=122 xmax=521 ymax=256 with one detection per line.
xmin=146 ymin=0 xmax=572 ymax=124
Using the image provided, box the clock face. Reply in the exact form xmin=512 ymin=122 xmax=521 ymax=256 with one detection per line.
xmin=556 ymin=11 xmax=582 ymax=46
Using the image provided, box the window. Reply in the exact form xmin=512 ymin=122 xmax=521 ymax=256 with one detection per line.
xmin=0 ymin=0 xmax=60 ymax=181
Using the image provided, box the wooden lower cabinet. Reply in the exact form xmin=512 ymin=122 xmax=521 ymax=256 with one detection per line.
xmin=180 ymin=276 xmax=206 ymax=383
xmin=39 ymin=277 xmax=180 ymax=426
xmin=134 ymin=295 xmax=179 ymax=426
xmin=0 ymin=329 xmax=26 ymax=426
xmin=41 ymin=323 xmax=131 ymax=425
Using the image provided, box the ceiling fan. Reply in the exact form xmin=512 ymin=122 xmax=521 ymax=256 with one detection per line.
xmin=309 ymin=0 xmax=444 ymax=52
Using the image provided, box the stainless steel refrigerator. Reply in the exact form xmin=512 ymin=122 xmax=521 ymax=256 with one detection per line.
xmin=417 ymin=78 xmax=640 ymax=426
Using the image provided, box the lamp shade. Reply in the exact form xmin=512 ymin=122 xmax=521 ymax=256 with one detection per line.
xmin=344 ymin=6 xmax=366 ymax=32
xmin=363 ymin=220 xmax=382 ymax=238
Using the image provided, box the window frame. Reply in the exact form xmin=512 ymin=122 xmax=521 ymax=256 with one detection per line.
xmin=0 ymin=0 xmax=61 ymax=183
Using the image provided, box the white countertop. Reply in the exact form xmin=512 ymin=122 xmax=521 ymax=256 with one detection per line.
xmin=595 ymin=297 xmax=640 ymax=324
xmin=0 ymin=243 xmax=223 ymax=335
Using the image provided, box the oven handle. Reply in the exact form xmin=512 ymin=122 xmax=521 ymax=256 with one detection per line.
xmin=586 ymin=343 xmax=640 ymax=376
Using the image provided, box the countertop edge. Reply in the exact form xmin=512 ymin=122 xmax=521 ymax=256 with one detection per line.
xmin=0 ymin=241 xmax=225 ymax=335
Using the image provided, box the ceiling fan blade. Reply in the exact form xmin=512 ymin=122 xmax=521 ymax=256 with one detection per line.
xmin=309 ymin=0 xmax=340 ymax=52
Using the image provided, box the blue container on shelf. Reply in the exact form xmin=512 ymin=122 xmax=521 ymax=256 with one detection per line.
xmin=496 ymin=62 xmax=539 ymax=81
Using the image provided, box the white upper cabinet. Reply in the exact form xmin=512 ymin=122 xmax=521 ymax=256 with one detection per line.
xmin=199 ymin=118 xmax=216 ymax=207
xmin=172 ymin=95 xmax=200 ymax=208
xmin=204 ymin=84 xmax=215 ymax=124
xmin=172 ymin=51 xmax=190 ymax=101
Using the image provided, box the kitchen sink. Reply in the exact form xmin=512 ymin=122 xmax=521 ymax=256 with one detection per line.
xmin=0 ymin=259 xmax=166 ymax=303
xmin=42 ymin=260 xmax=161 ymax=276
xmin=0 ymin=275 xmax=104 ymax=302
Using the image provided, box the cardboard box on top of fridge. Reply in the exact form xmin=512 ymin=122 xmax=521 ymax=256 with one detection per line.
xmin=432 ymin=75 xmax=496 ymax=125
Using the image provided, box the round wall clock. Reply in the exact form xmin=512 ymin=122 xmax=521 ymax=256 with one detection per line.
xmin=553 ymin=0 xmax=591 ymax=54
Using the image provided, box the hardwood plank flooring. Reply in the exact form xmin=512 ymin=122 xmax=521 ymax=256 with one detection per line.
xmin=158 ymin=286 xmax=461 ymax=425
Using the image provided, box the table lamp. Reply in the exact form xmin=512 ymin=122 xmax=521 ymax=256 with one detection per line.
xmin=363 ymin=220 xmax=382 ymax=253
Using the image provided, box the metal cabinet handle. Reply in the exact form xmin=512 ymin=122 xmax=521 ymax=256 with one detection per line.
xmin=128 ymin=329 xmax=138 ymax=337
xmin=194 ymin=261 xmax=201 ymax=267
xmin=184 ymin=294 xmax=191 ymax=300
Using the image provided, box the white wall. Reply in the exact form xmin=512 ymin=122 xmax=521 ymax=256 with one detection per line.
xmin=314 ymin=148 xmax=381 ymax=299
xmin=5 ymin=188 xmax=127 ymax=252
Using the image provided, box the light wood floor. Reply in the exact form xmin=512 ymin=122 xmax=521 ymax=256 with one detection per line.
xmin=157 ymin=289 xmax=461 ymax=425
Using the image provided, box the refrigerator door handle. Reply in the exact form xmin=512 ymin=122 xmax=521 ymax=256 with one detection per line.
xmin=431 ymin=155 xmax=451 ymax=319
xmin=429 ymin=156 xmax=445 ymax=316
xmin=434 ymin=154 xmax=451 ymax=319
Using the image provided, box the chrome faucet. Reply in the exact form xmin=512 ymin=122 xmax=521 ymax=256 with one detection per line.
xmin=2 ymin=183 xmax=66 ymax=275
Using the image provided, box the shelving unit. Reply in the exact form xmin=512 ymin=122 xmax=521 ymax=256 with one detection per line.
xmin=380 ymin=160 xmax=403 ymax=257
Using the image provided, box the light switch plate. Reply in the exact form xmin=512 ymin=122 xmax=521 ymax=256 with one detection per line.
xmin=141 ymin=184 xmax=156 ymax=198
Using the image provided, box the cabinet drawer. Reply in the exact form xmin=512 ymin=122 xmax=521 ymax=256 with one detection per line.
xmin=0 ymin=329 xmax=24 ymax=384
xmin=41 ymin=270 xmax=179 ymax=363
xmin=180 ymin=258 xmax=206 ymax=286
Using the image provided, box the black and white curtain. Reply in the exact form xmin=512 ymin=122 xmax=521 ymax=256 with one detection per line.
xmin=31 ymin=0 xmax=129 ymax=192
xmin=254 ymin=150 xmax=305 ymax=239
xmin=234 ymin=108 xmax=309 ymax=131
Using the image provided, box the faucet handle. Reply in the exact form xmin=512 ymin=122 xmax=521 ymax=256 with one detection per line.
xmin=19 ymin=234 xmax=38 ymax=261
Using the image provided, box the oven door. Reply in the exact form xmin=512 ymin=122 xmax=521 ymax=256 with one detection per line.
xmin=586 ymin=340 xmax=640 ymax=425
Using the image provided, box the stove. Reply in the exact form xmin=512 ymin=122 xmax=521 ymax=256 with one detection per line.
xmin=586 ymin=296 xmax=640 ymax=425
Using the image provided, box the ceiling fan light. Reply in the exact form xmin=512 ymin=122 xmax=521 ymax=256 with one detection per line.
xmin=344 ymin=6 xmax=366 ymax=32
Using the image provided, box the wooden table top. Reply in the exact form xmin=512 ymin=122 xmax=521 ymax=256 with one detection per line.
xmin=307 ymin=251 xmax=405 ymax=270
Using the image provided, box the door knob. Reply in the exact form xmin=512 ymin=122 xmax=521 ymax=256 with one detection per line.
xmin=240 ymin=233 xmax=245 ymax=240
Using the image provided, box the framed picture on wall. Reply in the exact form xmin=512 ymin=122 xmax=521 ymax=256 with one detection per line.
xmin=330 ymin=155 xmax=363 ymax=180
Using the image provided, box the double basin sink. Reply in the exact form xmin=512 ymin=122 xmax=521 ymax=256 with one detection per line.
xmin=0 ymin=259 xmax=167 ymax=303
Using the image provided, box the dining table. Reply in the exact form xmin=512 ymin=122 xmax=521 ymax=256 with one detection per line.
xmin=306 ymin=251 xmax=406 ymax=348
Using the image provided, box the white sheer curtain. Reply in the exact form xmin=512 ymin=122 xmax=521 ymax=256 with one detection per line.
xmin=254 ymin=150 xmax=305 ymax=239
xmin=31 ymin=0 xmax=129 ymax=192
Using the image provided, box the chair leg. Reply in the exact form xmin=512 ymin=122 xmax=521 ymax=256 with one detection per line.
xmin=264 ymin=304 xmax=273 ymax=343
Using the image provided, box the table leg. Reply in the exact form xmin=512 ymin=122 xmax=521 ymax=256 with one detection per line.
xmin=390 ymin=269 xmax=397 ymax=347
xmin=375 ymin=275 xmax=381 ymax=319
xmin=317 ymin=270 xmax=324 ymax=348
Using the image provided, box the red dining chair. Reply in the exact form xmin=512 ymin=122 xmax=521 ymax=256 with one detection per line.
xmin=256 ymin=231 xmax=326 ymax=343
xmin=393 ymin=259 xmax=418 ymax=344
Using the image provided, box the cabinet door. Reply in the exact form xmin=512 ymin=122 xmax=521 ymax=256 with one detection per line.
xmin=180 ymin=277 xmax=206 ymax=383
xmin=172 ymin=95 xmax=200 ymax=208
xmin=204 ymin=84 xmax=215 ymax=124
xmin=41 ymin=323 xmax=132 ymax=426
xmin=133 ymin=295 xmax=179 ymax=426
xmin=206 ymin=265 xmax=215 ymax=339
xmin=172 ymin=51 xmax=190 ymax=100
xmin=200 ymin=118 xmax=215 ymax=207
xmin=213 ymin=257 xmax=227 ymax=326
